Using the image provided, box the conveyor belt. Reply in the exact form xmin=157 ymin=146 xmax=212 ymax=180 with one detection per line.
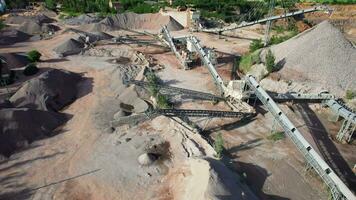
xmin=129 ymin=80 xmax=224 ymax=101
xmin=186 ymin=36 xmax=226 ymax=95
xmin=155 ymin=109 xmax=253 ymax=118
xmin=199 ymin=6 xmax=328 ymax=33
xmin=245 ymin=75 xmax=355 ymax=200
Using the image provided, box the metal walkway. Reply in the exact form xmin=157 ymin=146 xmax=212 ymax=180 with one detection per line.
xmin=245 ymin=75 xmax=355 ymax=200
xmin=128 ymin=80 xmax=224 ymax=101
xmin=199 ymin=6 xmax=329 ymax=33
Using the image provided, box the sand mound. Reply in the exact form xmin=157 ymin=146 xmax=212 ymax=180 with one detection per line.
xmin=0 ymin=53 xmax=29 ymax=69
xmin=10 ymin=69 xmax=82 ymax=111
xmin=53 ymin=38 xmax=85 ymax=56
xmin=269 ymin=21 xmax=356 ymax=96
xmin=0 ymin=108 xmax=68 ymax=157
xmin=0 ymin=29 xmax=31 ymax=45
xmin=64 ymin=14 xmax=102 ymax=25
xmin=81 ymin=12 xmax=184 ymax=32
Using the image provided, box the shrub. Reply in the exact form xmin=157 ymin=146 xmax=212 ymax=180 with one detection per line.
xmin=213 ymin=133 xmax=224 ymax=159
xmin=265 ymin=49 xmax=275 ymax=73
xmin=45 ymin=0 xmax=56 ymax=10
xmin=23 ymin=63 xmax=39 ymax=76
xmin=0 ymin=20 xmax=5 ymax=30
xmin=267 ymin=131 xmax=285 ymax=141
xmin=249 ymin=39 xmax=264 ymax=52
xmin=239 ymin=50 xmax=261 ymax=74
xmin=156 ymin=93 xmax=171 ymax=109
xmin=345 ymin=90 xmax=356 ymax=100
xmin=27 ymin=50 xmax=42 ymax=63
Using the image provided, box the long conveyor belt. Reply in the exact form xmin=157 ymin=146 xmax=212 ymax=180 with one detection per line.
xmin=199 ymin=6 xmax=329 ymax=33
xmin=245 ymin=75 xmax=355 ymax=200
xmin=128 ymin=80 xmax=224 ymax=101
xmin=154 ymin=109 xmax=254 ymax=118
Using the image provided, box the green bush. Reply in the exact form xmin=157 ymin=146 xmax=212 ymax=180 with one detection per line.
xmin=156 ymin=93 xmax=171 ymax=109
xmin=267 ymin=131 xmax=285 ymax=141
xmin=239 ymin=50 xmax=261 ymax=74
xmin=269 ymin=30 xmax=298 ymax=45
xmin=45 ymin=0 xmax=56 ymax=10
xmin=23 ymin=63 xmax=39 ymax=76
xmin=0 ymin=20 xmax=5 ymax=30
xmin=27 ymin=50 xmax=42 ymax=63
xmin=345 ymin=90 xmax=356 ymax=100
xmin=249 ymin=39 xmax=264 ymax=52
xmin=213 ymin=133 xmax=224 ymax=159
xmin=265 ymin=49 xmax=275 ymax=73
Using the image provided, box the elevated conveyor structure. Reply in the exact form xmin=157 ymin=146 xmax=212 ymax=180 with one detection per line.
xmin=186 ymin=36 xmax=227 ymax=95
xmin=271 ymin=92 xmax=335 ymax=102
xmin=325 ymin=99 xmax=356 ymax=142
xmin=244 ymin=75 xmax=355 ymax=200
xmin=161 ymin=25 xmax=188 ymax=69
xmin=154 ymin=109 xmax=253 ymax=118
xmin=199 ymin=6 xmax=329 ymax=34
xmin=128 ymin=80 xmax=224 ymax=101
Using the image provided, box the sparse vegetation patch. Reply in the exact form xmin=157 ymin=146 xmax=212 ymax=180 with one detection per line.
xmin=267 ymin=131 xmax=285 ymax=141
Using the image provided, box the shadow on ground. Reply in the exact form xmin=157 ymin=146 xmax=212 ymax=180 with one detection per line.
xmin=296 ymin=103 xmax=356 ymax=192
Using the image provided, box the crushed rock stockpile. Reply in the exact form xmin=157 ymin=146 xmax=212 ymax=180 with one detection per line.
xmin=64 ymin=14 xmax=102 ymax=25
xmin=6 ymin=13 xmax=59 ymax=35
xmin=0 ymin=29 xmax=31 ymax=45
xmin=6 ymin=13 xmax=55 ymax=25
xmin=269 ymin=20 xmax=356 ymax=96
xmin=80 ymin=12 xmax=184 ymax=32
xmin=0 ymin=108 xmax=69 ymax=157
xmin=0 ymin=53 xmax=29 ymax=69
xmin=10 ymin=69 xmax=82 ymax=111
xmin=53 ymin=38 xmax=85 ymax=56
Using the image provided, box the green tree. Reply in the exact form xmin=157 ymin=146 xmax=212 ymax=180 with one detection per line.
xmin=45 ymin=0 xmax=56 ymax=10
xmin=27 ymin=50 xmax=42 ymax=63
xmin=213 ymin=133 xmax=224 ymax=159
xmin=265 ymin=49 xmax=275 ymax=73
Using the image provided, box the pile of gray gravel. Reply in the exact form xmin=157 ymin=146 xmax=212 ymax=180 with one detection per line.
xmin=10 ymin=69 xmax=82 ymax=111
xmin=53 ymin=38 xmax=85 ymax=56
xmin=64 ymin=14 xmax=102 ymax=25
xmin=6 ymin=13 xmax=58 ymax=35
xmin=269 ymin=21 xmax=356 ymax=97
xmin=80 ymin=12 xmax=184 ymax=32
xmin=0 ymin=29 xmax=31 ymax=45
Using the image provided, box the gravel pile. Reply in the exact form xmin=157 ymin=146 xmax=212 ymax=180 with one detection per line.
xmin=0 ymin=108 xmax=69 ymax=157
xmin=269 ymin=21 xmax=356 ymax=96
xmin=64 ymin=14 xmax=102 ymax=25
xmin=80 ymin=12 xmax=184 ymax=32
xmin=0 ymin=53 xmax=29 ymax=69
xmin=10 ymin=69 xmax=82 ymax=111
xmin=6 ymin=13 xmax=58 ymax=35
xmin=6 ymin=13 xmax=55 ymax=24
xmin=53 ymin=38 xmax=85 ymax=56
xmin=0 ymin=29 xmax=31 ymax=45
xmin=0 ymin=68 xmax=82 ymax=157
